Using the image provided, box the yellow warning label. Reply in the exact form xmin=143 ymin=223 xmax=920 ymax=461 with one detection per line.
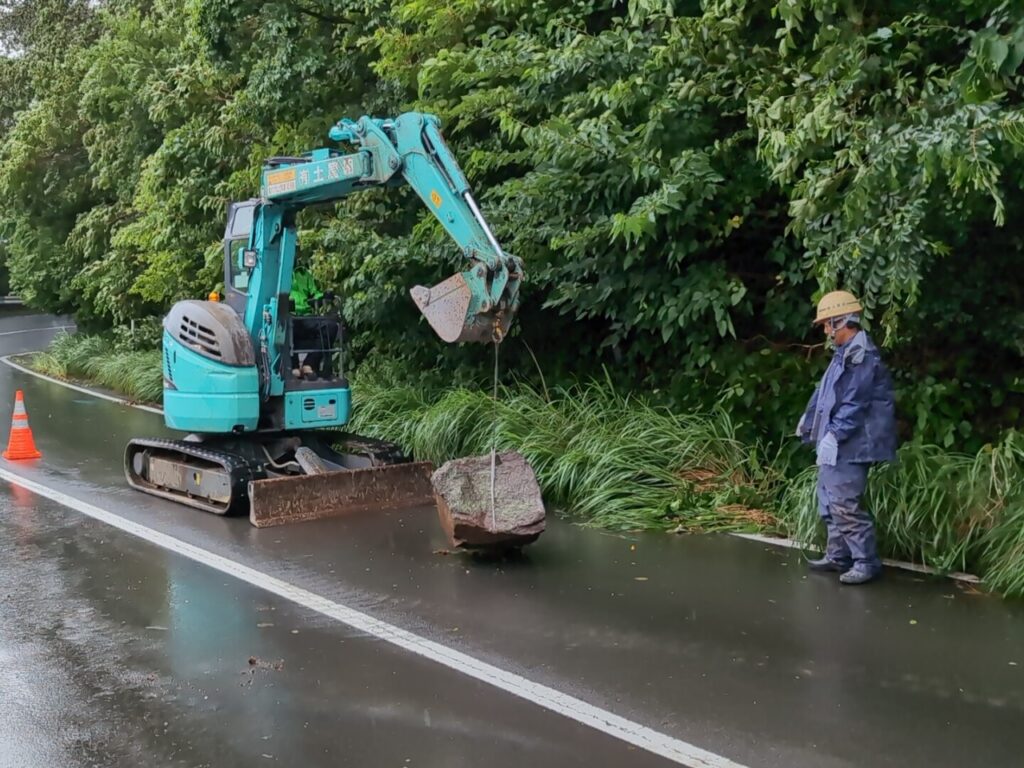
xmin=430 ymin=190 xmax=442 ymax=208
xmin=265 ymin=167 xmax=298 ymax=196
xmin=267 ymin=169 xmax=296 ymax=186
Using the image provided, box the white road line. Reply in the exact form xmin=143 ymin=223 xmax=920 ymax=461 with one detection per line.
xmin=0 ymin=324 xmax=75 ymax=337
xmin=1 ymin=353 xmax=164 ymax=415
xmin=0 ymin=466 xmax=748 ymax=768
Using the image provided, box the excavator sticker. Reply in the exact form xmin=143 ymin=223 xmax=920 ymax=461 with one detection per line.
xmin=265 ymin=168 xmax=297 ymax=195
xmin=430 ymin=190 xmax=442 ymax=208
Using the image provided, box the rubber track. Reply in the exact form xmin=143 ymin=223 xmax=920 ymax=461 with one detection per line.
xmin=124 ymin=437 xmax=264 ymax=515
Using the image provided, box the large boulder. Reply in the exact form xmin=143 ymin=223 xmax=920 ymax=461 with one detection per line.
xmin=432 ymin=451 xmax=546 ymax=550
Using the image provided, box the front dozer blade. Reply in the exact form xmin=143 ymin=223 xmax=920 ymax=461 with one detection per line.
xmin=411 ymin=272 xmax=511 ymax=344
xmin=248 ymin=461 xmax=434 ymax=528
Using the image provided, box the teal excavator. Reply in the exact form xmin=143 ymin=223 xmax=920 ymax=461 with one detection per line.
xmin=125 ymin=112 xmax=524 ymax=527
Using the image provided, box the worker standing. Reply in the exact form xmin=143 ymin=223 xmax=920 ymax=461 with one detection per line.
xmin=796 ymin=291 xmax=897 ymax=585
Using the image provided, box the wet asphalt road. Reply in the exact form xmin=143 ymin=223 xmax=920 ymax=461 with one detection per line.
xmin=1 ymin=311 xmax=1024 ymax=767
xmin=0 ymin=486 xmax=670 ymax=768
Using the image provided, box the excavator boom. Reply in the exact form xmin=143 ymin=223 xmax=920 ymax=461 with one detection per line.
xmin=260 ymin=112 xmax=522 ymax=344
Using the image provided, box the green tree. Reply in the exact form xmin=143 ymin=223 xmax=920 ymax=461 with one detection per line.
xmin=1 ymin=0 xmax=1022 ymax=448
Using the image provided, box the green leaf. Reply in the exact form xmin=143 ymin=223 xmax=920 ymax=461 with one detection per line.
xmin=1003 ymin=41 xmax=1024 ymax=75
xmin=989 ymin=38 xmax=1009 ymax=71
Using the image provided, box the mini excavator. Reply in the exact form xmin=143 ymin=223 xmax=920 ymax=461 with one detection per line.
xmin=125 ymin=112 xmax=524 ymax=527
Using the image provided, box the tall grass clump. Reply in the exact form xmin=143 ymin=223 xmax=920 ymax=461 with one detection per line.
xmin=352 ymin=368 xmax=776 ymax=532
xmin=973 ymin=433 xmax=1024 ymax=595
xmin=33 ymin=332 xmax=163 ymax=403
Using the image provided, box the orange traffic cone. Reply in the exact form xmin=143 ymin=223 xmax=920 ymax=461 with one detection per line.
xmin=3 ymin=390 xmax=42 ymax=460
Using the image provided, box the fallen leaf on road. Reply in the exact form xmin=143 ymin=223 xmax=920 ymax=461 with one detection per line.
xmin=247 ymin=656 xmax=285 ymax=671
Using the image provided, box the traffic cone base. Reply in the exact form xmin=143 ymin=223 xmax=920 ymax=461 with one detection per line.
xmin=3 ymin=390 xmax=41 ymax=460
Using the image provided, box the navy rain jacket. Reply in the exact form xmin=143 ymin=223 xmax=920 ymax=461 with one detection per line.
xmin=799 ymin=331 xmax=898 ymax=464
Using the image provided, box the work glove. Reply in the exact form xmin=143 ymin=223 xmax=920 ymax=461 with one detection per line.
xmin=816 ymin=432 xmax=838 ymax=467
xmin=795 ymin=413 xmax=807 ymax=438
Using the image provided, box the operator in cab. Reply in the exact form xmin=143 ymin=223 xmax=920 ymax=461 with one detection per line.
xmin=796 ymin=290 xmax=897 ymax=586
xmin=290 ymin=259 xmax=341 ymax=380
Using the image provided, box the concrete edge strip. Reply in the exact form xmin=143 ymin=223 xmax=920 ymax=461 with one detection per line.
xmin=731 ymin=533 xmax=982 ymax=584
xmin=0 ymin=465 xmax=748 ymax=768
xmin=2 ymin=352 xmax=984 ymax=586
xmin=0 ymin=324 xmax=76 ymax=337
xmin=0 ymin=353 xmax=164 ymax=415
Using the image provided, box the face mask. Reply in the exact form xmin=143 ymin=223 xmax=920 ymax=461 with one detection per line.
xmin=825 ymin=312 xmax=860 ymax=342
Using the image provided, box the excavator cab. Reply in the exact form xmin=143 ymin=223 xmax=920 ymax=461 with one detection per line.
xmin=289 ymin=309 xmax=344 ymax=381
xmin=225 ymin=201 xmax=344 ymax=383
xmin=221 ymin=200 xmax=351 ymax=431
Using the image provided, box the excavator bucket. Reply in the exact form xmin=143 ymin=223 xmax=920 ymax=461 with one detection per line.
xmin=410 ymin=272 xmax=477 ymax=343
xmin=248 ymin=461 xmax=435 ymax=528
xmin=411 ymin=272 xmax=512 ymax=344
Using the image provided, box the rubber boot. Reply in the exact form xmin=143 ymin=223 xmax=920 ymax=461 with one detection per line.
xmin=839 ymin=564 xmax=882 ymax=585
xmin=807 ymin=556 xmax=852 ymax=573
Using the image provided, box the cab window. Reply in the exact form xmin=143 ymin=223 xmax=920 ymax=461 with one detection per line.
xmin=224 ymin=202 xmax=256 ymax=295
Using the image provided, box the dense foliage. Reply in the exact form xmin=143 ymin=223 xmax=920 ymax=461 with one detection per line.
xmin=2 ymin=0 xmax=1023 ymax=449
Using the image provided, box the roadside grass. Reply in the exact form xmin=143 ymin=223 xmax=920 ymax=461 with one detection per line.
xmin=350 ymin=369 xmax=780 ymax=532
xmin=27 ymin=332 xmax=1024 ymax=596
xmin=32 ymin=331 xmax=163 ymax=403
xmin=352 ymin=368 xmax=1024 ymax=594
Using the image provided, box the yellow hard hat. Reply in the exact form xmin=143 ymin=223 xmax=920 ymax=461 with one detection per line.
xmin=814 ymin=290 xmax=862 ymax=324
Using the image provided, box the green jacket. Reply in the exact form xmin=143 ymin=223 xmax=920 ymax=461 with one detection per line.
xmin=290 ymin=268 xmax=323 ymax=316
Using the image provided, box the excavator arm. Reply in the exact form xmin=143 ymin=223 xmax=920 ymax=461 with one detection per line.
xmin=258 ymin=112 xmax=523 ymax=344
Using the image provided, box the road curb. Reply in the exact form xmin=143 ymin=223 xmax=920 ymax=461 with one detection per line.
xmin=732 ymin=532 xmax=982 ymax=584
